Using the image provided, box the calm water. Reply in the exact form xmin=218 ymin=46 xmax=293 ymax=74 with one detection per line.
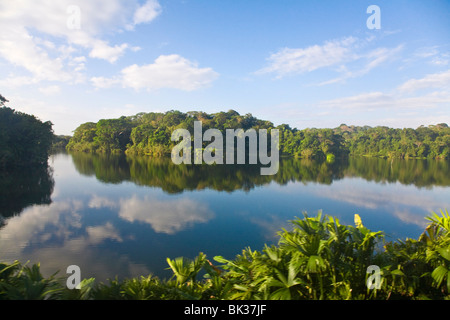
xmin=1 ymin=152 xmax=449 ymax=282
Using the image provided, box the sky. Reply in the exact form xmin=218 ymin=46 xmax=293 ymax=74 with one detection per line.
xmin=0 ymin=0 xmax=449 ymax=136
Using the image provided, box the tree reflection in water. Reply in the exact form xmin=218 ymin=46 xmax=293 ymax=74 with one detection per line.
xmin=69 ymin=152 xmax=450 ymax=193
xmin=0 ymin=163 xmax=54 ymax=223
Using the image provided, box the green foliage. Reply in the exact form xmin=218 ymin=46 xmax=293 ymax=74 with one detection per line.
xmin=424 ymin=210 xmax=450 ymax=294
xmin=2 ymin=210 xmax=450 ymax=300
xmin=0 ymin=261 xmax=63 ymax=300
xmin=66 ymin=122 xmax=98 ymax=152
xmin=0 ymin=94 xmax=8 ymax=107
xmin=50 ymin=135 xmax=72 ymax=152
xmin=0 ymin=104 xmax=54 ymax=168
xmin=66 ymin=110 xmax=450 ymax=160
xmin=166 ymin=252 xmax=207 ymax=285
xmin=212 ymin=212 xmax=384 ymax=300
xmin=342 ymin=124 xmax=450 ymax=159
xmin=67 ymin=110 xmax=277 ymax=158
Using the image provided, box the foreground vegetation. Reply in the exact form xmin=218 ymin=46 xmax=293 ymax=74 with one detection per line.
xmin=1 ymin=210 xmax=449 ymax=300
xmin=66 ymin=109 xmax=450 ymax=160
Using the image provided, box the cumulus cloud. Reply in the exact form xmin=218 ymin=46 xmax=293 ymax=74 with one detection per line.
xmin=88 ymin=41 xmax=130 ymax=64
xmin=0 ymin=25 xmax=73 ymax=83
xmin=0 ymin=0 xmax=162 ymax=85
xmin=91 ymin=54 xmax=219 ymax=91
xmin=133 ymin=0 xmax=162 ymax=26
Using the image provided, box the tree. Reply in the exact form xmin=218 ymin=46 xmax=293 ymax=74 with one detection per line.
xmin=0 ymin=94 xmax=8 ymax=107
xmin=65 ymin=110 xmax=450 ymax=160
xmin=0 ymin=95 xmax=54 ymax=167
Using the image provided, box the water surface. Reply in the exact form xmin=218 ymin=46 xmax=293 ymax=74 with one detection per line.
xmin=1 ymin=152 xmax=449 ymax=282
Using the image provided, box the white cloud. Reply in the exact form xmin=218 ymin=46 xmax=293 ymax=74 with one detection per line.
xmin=257 ymin=37 xmax=358 ymax=78
xmin=319 ymin=92 xmax=394 ymax=110
xmin=0 ymin=25 xmax=73 ymax=83
xmin=319 ymin=90 xmax=450 ymax=112
xmin=133 ymin=0 xmax=162 ymax=25
xmin=410 ymin=46 xmax=450 ymax=67
xmin=88 ymin=41 xmax=129 ymax=63
xmin=0 ymin=0 xmax=162 ymax=86
xmin=0 ymin=75 xmax=40 ymax=88
xmin=413 ymin=46 xmax=439 ymax=59
xmin=431 ymin=54 xmax=450 ymax=66
xmin=257 ymin=36 xmax=403 ymax=84
xmin=90 ymin=76 xmax=121 ymax=89
xmin=316 ymin=45 xmax=403 ymax=86
xmin=357 ymin=45 xmax=403 ymax=74
xmin=317 ymin=68 xmax=450 ymax=113
xmin=398 ymin=69 xmax=450 ymax=93
xmin=68 ymin=56 xmax=87 ymax=72
xmin=92 ymin=54 xmax=219 ymax=91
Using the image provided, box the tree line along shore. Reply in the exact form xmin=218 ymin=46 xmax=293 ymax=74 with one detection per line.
xmin=2 ymin=97 xmax=449 ymax=169
xmin=64 ymin=109 xmax=450 ymax=161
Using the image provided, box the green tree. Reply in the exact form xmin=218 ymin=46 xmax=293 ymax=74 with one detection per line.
xmin=0 ymin=98 xmax=54 ymax=168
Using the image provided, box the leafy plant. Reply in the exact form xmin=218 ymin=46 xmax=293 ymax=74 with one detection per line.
xmin=0 ymin=261 xmax=63 ymax=300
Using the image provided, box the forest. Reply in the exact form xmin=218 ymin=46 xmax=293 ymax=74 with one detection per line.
xmin=66 ymin=109 xmax=450 ymax=160
xmin=0 ymin=95 xmax=54 ymax=168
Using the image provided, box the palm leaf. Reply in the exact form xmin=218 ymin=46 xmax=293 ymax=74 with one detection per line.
xmin=306 ymin=255 xmax=326 ymax=273
xmin=431 ymin=265 xmax=448 ymax=288
xmin=437 ymin=246 xmax=450 ymax=262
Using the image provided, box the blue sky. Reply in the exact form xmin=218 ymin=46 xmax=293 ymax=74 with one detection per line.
xmin=1 ymin=0 xmax=449 ymax=135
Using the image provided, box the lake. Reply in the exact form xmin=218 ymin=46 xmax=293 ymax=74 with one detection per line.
xmin=1 ymin=152 xmax=449 ymax=282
